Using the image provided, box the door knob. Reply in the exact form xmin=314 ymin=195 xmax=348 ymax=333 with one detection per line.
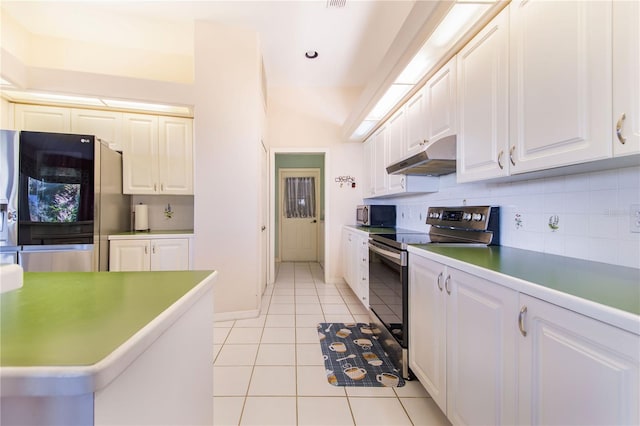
xmin=311 ymin=220 xmax=317 ymax=223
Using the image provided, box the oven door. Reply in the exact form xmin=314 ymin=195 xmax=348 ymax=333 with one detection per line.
xmin=368 ymin=240 xmax=408 ymax=348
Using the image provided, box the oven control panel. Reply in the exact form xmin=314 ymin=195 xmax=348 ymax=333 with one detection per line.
xmin=426 ymin=206 xmax=498 ymax=231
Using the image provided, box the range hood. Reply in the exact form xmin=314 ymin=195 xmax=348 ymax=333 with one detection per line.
xmin=386 ymin=135 xmax=457 ymax=176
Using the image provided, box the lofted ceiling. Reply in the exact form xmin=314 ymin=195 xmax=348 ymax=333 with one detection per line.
xmin=0 ymin=0 xmax=416 ymax=89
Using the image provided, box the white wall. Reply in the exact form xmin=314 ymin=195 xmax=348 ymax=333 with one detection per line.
xmin=391 ymin=166 xmax=640 ymax=269
xmin=267 ymin=87 xmax=364 ymax=283
xmin=193 ymin=22 xmax=263 ymax=317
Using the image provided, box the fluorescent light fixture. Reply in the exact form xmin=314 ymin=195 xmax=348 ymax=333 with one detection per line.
xmin=0 ymin=89 xmax=193 ymax=116
xmin=353 ymin=120 xmax=378 ymax=138
xmin=366 ymin=84 xmax=413 ymax=121
xmin=2 ymin=90 xmax=104 ymax=107
xmin=350 ymin=0 xmax=493 ymax=140
xmin=101 ymin=99 xmax=191 ymax=115
xmin=431 ymin=3 xmax=485 ymax=47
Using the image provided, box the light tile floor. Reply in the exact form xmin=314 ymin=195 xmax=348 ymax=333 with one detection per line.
xmin=213 ymin=262 xmax=451 ymax=426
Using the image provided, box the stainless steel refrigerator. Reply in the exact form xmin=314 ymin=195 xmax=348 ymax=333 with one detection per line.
xmin=0 ymin=129 xmax=130 ymax=271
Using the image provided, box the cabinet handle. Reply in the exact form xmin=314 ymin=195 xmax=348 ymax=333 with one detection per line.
xmin=161 ymin=183 xmax=164 ymax=191
xmin=518 ymin=306 xmax=528 ymax=337
xmin=437 ymin=272 xmax=443 ymax=291
xmin=616 ymin=113 xmax=627 ymax=145
xmin=152 ymin=245 xmax=156 ymax=254
xmin=401 ymin=177 xmax=405 ymax=189
xmin=509 ymin=145 xmax=516 ymax=166
xmin=154 ymin=183 xmax=157 ymax=192
xmin=498 ymin=150 xmax=504 ymax=170
xmin=145 ymin=246 xmax=148 ymax=255
xmin=421 ymin=139 xmax=429 ymax=146
xmin=444 ymin=275 xmax=451 ymax=295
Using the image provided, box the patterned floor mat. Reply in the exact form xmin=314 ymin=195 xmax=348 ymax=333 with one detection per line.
xmin=317 ymin=322 xmax=405 ymax=387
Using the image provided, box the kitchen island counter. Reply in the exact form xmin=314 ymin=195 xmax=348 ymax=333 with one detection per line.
xmin=0 ymin=270 xmax=216 ymax=425
xmin=408 ymin=244 xmax=639 ymax=334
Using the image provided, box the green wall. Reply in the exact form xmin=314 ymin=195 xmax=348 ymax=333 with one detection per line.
xmin=274 ymin=153 xmax=325 ymax=258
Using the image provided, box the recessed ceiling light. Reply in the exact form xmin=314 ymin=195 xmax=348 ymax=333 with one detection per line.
xmin=305 ymin=51 xmax=319 ymax=59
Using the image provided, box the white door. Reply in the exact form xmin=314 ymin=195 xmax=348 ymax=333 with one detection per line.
xmin=509 ymin=0 xmax=612 ymax=173
xmin=109 ymin=240 xmax=150 ymax=271
xmin=260 ymin=142 xmax=269 ymax=293
xmin=280 ymin=169 xmax=319 ymax=262
xmin=518 ymin=294 xmax=639 ymax=425
xmin=123 ymin=113 xmax=159 ymax=194
xmin=456 ymin=6 xmax=510 ymax=183
xmin=408 ymin=255 xmax=447 ymax=413
xmin=158 ymin=117 xmax=193 ymax=195
xmin=14 ymin=104 xmax=71 ymax=133
xmin=150 ymin=239 xmax=189 ymax=271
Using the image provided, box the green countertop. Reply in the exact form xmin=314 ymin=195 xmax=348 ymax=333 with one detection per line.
xmin=412 ymin=245 xmax=640 ymax=316
xmin=0 ymin=270 xmax=214 ymax=367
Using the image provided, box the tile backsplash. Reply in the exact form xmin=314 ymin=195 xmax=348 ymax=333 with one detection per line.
xmin=392 ymin=166 xmax=640 ymax=269
xmin=130 ymin=195 xmax=194 ymax=231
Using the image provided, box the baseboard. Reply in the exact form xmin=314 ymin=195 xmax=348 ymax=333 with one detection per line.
xmin=214 ymin=308 xmax=260 ymax=323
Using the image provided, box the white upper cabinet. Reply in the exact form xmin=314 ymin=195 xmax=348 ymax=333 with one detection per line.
xmin=613 ymin=0 xmax=640 ymax=157
xmin=456 ymin=7 xmax=510 ymax=183
xmin=363 ymin=138 xmax=374 ymax=198
xmin=123 ymin=113 xmax=159 ymax=194
xmin=426 ymin=56 xmax=457 ymax=144
xmin=405 ymin=87 xmax=428 ymax=157
xmin=71 ymin=109 xmax=124 ymax=151
xmin=14 ymin=104 xmax=71 ymax=133
xmin=372 ymin=125 xmax=389 ymax=196
xmin=122 ymin=113 xmax=193 ymax=195
xmin=509 ymin=0 xmax=612 ymax=173
xmin=158 ymin=116 xmax=194 ymax=194
xmin=387 ymin=108 xmax=406 ymax=192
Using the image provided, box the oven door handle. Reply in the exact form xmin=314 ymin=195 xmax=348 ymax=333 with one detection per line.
xmin=368 ymin=241 xmax=406 ymax=266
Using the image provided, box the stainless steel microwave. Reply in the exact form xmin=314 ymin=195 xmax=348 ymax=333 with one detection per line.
xmin=356 ymin=205 xmax=396 ymax=227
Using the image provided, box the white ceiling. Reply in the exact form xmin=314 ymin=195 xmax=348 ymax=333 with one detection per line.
xmin=1 ymin=0 xmax=416 ymax=89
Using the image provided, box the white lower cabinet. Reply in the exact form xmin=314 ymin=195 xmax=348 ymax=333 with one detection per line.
xmin=518 ymin=294 xmax=639 ymax=425
xmin=409 ymin=252 xmax=640 ymax=425
xmin=110 ymin=238 xmax=189 ymax=271
xmin=409 ymin=254 xmax=518 ymax=425
xmin=342 ymin=228 xmax=369 ymax=307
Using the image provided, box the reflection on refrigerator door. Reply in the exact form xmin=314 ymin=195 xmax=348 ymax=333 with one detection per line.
xmin=19 ymin=245 xmax=94 ymax=272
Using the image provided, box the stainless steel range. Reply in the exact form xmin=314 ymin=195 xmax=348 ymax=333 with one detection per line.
xmin=368 ymin=205 xmax=500 ymax=379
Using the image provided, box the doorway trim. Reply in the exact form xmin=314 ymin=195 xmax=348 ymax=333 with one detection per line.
xmin=269 ymin=147 xmax=330 ymax=285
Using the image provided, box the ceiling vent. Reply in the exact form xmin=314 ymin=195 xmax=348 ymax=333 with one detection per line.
xmin=327 ymin=0 xmax=346 ymax=8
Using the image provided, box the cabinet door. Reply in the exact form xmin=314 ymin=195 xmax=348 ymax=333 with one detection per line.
xmin=509 ymin=0 xmax=612 ymax=173
xmin=342 ymin=229 xmax=355 ymax=290
xmin=405 ymin=87 xmax=428 ymax=156
xmin=158 ymin=117 xmax=193 ymax=195
xmin=408 ymin=255 xmax=447 ymax=412
xmin=456 ymin=7 xmax=510 ymax=183
xmin=613 ymin=0 xmax=640 ymax=157
xmin=123 ymin=113 xmax=159 ymax=194
xmin=363 ymin=138 xmax=374 ymax=198
xmin=427 ymin=57 xmax=457 ymax=143
xmin=372 ymin=125 xmax=389 ymax=196
xmin=356 ymin=234 xmax=369 ymax=307
xmin=387 ymin=108 xmax=406 ymax=193
xmin=446 ymin=268 xmax=518 ymax=426
xmin=14 ymin=104 xmax=70 ymax=133
xmin=71 ymin=109 xmax=123 ymax=151
xmin=109 ymin=240 xmax=150 ymax=271
xmin=150 ymin=238 xmax=189 ymax=271
xmin=518 ymin=294 xmax=639 ymax=426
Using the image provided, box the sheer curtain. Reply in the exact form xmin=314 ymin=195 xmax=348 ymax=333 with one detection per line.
xmin=284 ymin=177 xmax=316 ymax=218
